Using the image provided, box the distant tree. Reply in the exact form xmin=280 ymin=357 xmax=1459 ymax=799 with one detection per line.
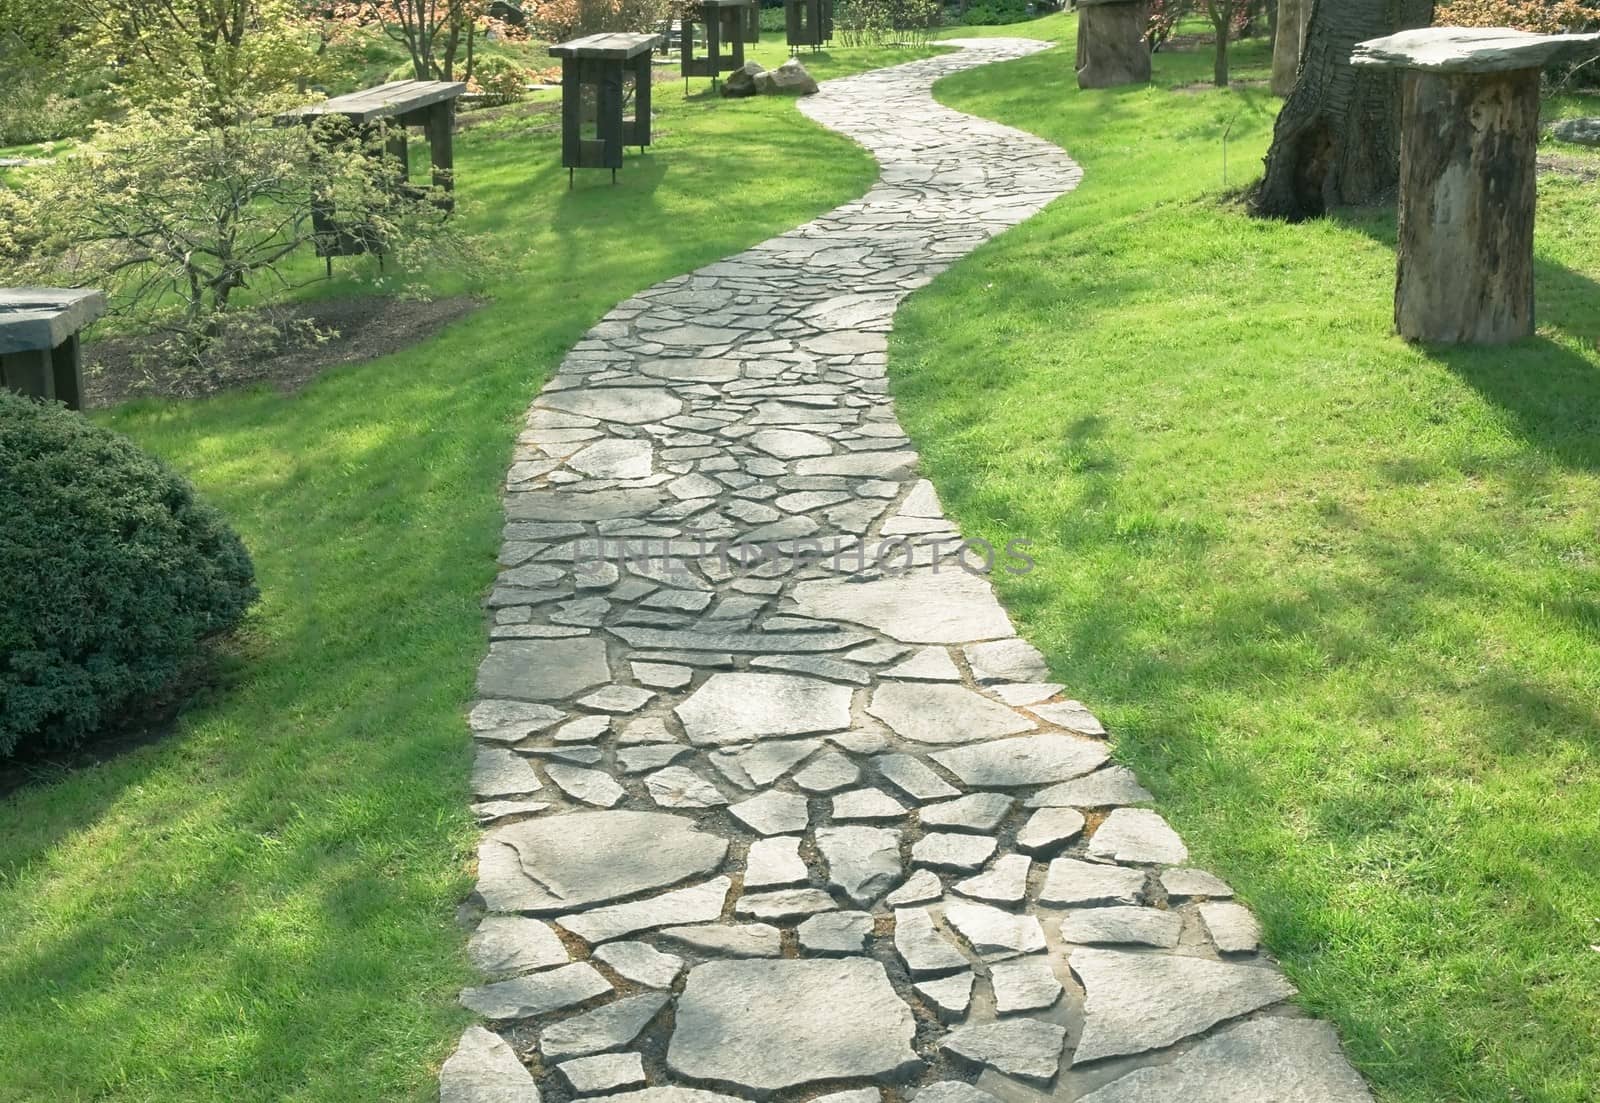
xmin=1146 ymin=0 xmax=1193 ymax=52
xmin=376 ymin=0 xmax=486 ymax=81
xmin=1250 ymin=0 xmax=1435 ymax=220
xmin=1204 ymin=0 xmax=1252 ymax=85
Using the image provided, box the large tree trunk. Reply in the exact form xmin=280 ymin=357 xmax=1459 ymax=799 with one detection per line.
xmin=1250 ymin=0 xmax=1434 ymax=220
xmin=1270 ymin=0 xmax=1307 ymax=95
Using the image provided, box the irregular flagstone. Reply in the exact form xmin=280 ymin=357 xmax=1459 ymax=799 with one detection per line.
xmin=940 ymin=1019 xmax=1067 ymax=1084
xmin=1199 ymin=900 xmax=1262 ymax=954
xmin=952 ymin=854 xmax=1032 ymax=906
xmin=920 ymin=792 xmax=1014 ymax=832
xmin=885 ymin=869 xmax=944 ymax=907
xmin=943 ymin=901 xmax=1046 ymax=956
xmin=644 ymin=766 xmax=728 ymax=808
xmin=744 ymin=835 xmax=809 ymax=888
xmin=797 ymin=909 xmax=874 ymax=954
xmin=468 ymin=917 xmax=571 ymax=978
xmin=894 ymin=907 xmax=969 ymax=977
xmin=1087 ymin=808 xmax=1189 ymax=865
xmin=1160 ymin=868 xmax=1233 ymax=900
xmin=1060 ymin=906 xmax=1183 ymax=948
xmin=557 ymin=1052 xmax=647 ymax=1094
xmin=1070 ymin=948 xmax=1296 ymax=1064
xmin=606 ymin=1092 xmax=746 ymax=1103
xmin=1025 ymin=766 xmax=1154 ymax=808
xmin=593 ymin=941 xmax=685 ymax=989
xmin=912 ymin=832 xmax=997 ymax=872
xmin=539 ymin=387 xmax=682 ymax=424
xmin=868 ymin=683 xmax=1035 ymax=746
xmin=932 ymin=734 xmax=1110 ymax=788
xmin=459 ymin=962 xmax=612 ymax=1021
xmin=657 ymin=922 xmax=783 ymax=958
xmin=1074 ymin=1018 xmax=1376 ymax=1102
xmin=963 ymin=638 xmax=1050 ymax=683
xmin=735 ymin=887 xmax=838 ymax=921
xmin=832 ymin=787 xmax=910 ymax=821
xmin=675 ymin=673 xmax=853 ymax=746
xmin=667 ymin=959 xmax=919 ymax=1092
xmin=729 ymin=790 xmax=810 ymax=836
xmin=790 ymin=570 xmax=1015 ymax=644
xmin=1038 ymin=858 xmax=1145 ymax=908
xmin=473 ymin=748 xmax=544 ymax=799
xmin=476 ymin=638 xmax=611 ymax=700
xmin=815 ymin=825 xmax=903 ymax=904
xmin=914 ymin=971 xmax=975 ymax=1020
xmin=557 ymin=877 xmax=732 ymax=943
xmin=542 ymin=992 xmax=673 ymax=1060
xmin=1016 ymin=807 xmax=1086 ymax=853
xmin=440 ymin=1025 xmax=539 ymax=1103
xmin=545 ymin=764 xmax=626 ymax=808
xmin=875 ymin=753 xmax=961 ymax=801
xmin=489 ymin=812 xmax=727 ymax=913
xmin=990 ymin=956 xmax=1063 ymax=1013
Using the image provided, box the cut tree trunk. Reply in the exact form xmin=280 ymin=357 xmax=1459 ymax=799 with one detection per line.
xmin=1270 ymin=0 xmax=1308 ymax=95
xmin=1250 ymin=0 xmax=1434 ymax=220
xmin=1394 ymin=68 xmax=1540 ymax=344
xmin=1076 ymin=0 xmax=1152 ymax=89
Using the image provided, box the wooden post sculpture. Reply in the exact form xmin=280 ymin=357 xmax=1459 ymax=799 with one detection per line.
xmin=784 ymin=0 xmax=833 ymax=50
xmin=549 ymin=33 xmax=661 ymax=185
xmin=1076 ymin=0 xmax=1152 ymax=90
xmin=0 ymin=288 xmax=106 ymax=411
xmin=1353 ymin=28 xmax=1600 ymax=345
xmin=278 ymin=80 xmax=466 ymax=270
xmin=741 ymin=0 xmax=761 ymax=44
xmin=681 ymin=0 xmax=748 ymax=90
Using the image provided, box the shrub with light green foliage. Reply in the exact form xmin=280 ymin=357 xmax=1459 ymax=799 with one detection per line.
xmin=0 ymin=391 xmax=258 ymax=757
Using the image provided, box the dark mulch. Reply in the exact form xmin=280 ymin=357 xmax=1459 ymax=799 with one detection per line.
xmin=82 ymin=294 xmax=484 ymax=407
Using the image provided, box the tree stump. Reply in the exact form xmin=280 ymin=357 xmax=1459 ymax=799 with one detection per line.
xmin=1076 ymin=0 xmax=1150 ymax=90
xmin=1353 ymin=27 xmax=1600 ymax=345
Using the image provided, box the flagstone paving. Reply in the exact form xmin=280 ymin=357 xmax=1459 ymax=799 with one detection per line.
xmin=443 ymin=37 xmax=1373 ymax=1103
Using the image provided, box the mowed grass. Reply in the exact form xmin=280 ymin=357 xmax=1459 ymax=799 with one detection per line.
xmin=896 ymin=14 xmax=1600 ymax=1102
xmin=0 ymin=45 xmax=925 ymax=1103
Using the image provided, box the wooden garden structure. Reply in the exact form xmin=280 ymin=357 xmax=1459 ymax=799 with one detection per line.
xmin=784 ymin=0 xmax=833 ymax=50
xmin=681 ymin=0 xmax=750 ymax=88
xmin=550 ymin=33 xmax=662 ymax=184
xmin=0 ymin=288 xmax=105 ymax=411
xmin=1075 ymin=0 xmax=1151 ymax=89
xmin=1353 ymin=28 xmax=1600 ymax=344
xmin=279 ymin=80 xmax=466 ymax=267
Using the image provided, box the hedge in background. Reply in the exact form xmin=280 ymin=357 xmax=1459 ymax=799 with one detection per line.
xmin=0 ymin=391 xmax=258 ymax=757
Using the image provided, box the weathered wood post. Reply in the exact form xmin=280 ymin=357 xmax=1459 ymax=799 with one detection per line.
xmin=1270 ymin=0 xmax=1308 ymax=96
xmin=550 ymin=33 xmax=663 ymax=185
xmin=741 ymin=0 xmax=760 ymax=44
xmin=784 ymin=0 xmax=833 ymax=50
xmin=0 ymin=288 xmax=106 ymax=411
xmin=1076 ymin=0 xmax=1152 ymax=90
xmin=1353 ymin=28 xmax=1600 ymax=345
xmin=681 ymin=0 xmax=748 ymax=90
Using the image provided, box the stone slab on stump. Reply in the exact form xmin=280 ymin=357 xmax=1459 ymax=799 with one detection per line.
xmin=667 ymin=958 xmax=919 ymax=1094
xmin=1076 ymin=0 xmax=1152 ymax=90
xmin=1353 ymin=28 xmax=1600 ymax=345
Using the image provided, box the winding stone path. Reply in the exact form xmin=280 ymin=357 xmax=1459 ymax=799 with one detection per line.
xmin=444 ymin=39 xmax=1373 ymax=1103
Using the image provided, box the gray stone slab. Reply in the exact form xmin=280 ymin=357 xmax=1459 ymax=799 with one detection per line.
xmin=933 ymin=735 xmax=1110 ymax=788
xmin=474 ymin=748 xmax=544 ymax=799
xmin=1351 ymin=27 xmax=1600 ymax=74
xmin=459 ymin=962 xmax=612 ymax=1020
xmin=816 ymin=825 xmax=903 ymax=904
xmin=658 ymin=922 xmax=783 ymax=957
xmin=944 ymin=901 xmax=1046 ymax=956
xmin=556 ymin=1051 xmax=646 ymax=1094
xmin=540 ymin=387 xmax=683 ymax=424
xmin=468 ymin=916 xmax=571 ymax=978
xmin=477 ymin=638 xmax=612 ymax=701
xmin=1086 ymin=808 xmax=1188 ymax=865
xmin=744 ymin=835 xmax=809 ymax=888
xmin=875 ymin=753 xmax=961 ymax=801
xmin=893 ymin=907 xmax=969 ymax=977
xmin=545 ymin=764 xmax=626 ymax=807
xmin=1199 ymin=900 xmax=1261 ymax=954
xmin=990 ymin=956 xmax=1063 ymax=1013
xmin=558 ymin=877 xmax=733 ymax=943
xmin=913 ymin=972 xmax=974 ymax=1020
xmin=593 ymin=941 xmax=684 ymax=988
xmin=1039 ymin=858 xmax=1146 ymax=907
xmin=912 ymin=832 xmax=996 ymax=872
xmin=736 ymin=888 xmax=838 ymax=921
xmin=676 ymin=673 xmax=853 ymax=746
xmin=921 ymin=792 xmax=1014 ymax=833
xmin=797 ymin=909 xmax=875 ymax=954
xmin=1074 ymin=1017 xmax=1374 ymax=1102
xmin=939 ymin=1019 xmax=1066 ymax=1084
xmin=488 ymin=811 xmax=727 ymax=912
xmin=1025 ymin=767 xmax=1153 ymax=808
xmin=885 ymin=869 xmax=943 ymax=907
xmin=1016 ymin=808 xmax=1085 ymax=853
xmin=1070 ymin=947 xmax=1296 ymax=1063
xmin=667 ymin=959 xmax=919 ymax=1092
xmin=963 ymin=638 xmax=1050 ymax=683
xmin=790 ymin=571 xmax=1015 ymax=644
xmin=1060 ymin=906 xmax=1182 ymax=948
xmin=868 ymin=683 xmax=1035 ymax=746
xmin=1159 ymin=867 xmax=1233 ymax=900
xmin=729 ymin=790 xmax=811 ymax=836
xmin=542 ymin=992 xmax=672 ymax=1059
xmin=645 ymin=766 xmax=728 ymax=808
xmin=832 ymin=787 xmax=910 ymax=821
xmin=952 ymin=854 xmax=1031 ymax=906
xmin=440 ymin=1025 xmax=538 ymax=1103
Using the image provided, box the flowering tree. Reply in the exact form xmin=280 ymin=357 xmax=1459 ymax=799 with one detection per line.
xmin=1435 ymin=0 xmax=1600 ymax=32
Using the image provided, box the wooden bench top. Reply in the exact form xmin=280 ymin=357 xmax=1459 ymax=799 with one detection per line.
xmin=550 ymin=32 xmax=664 ymax=60
xmin=279 ymin=80 xmax=467 ymax=124
xmin=0 ymin=288 xmax=106 ymax=353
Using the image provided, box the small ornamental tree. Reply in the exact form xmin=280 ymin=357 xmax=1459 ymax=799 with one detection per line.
xmin=1435 ymin=0 xmax=1600 ymax=32
xmin=377 ymin=0 xmax=487 ymax=81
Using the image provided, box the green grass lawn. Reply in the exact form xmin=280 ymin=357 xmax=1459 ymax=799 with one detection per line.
xmin=897 ymin=13 xmax=1600 ymax=1102
xmin=0 ymin=44 xmax=934 ymax=1103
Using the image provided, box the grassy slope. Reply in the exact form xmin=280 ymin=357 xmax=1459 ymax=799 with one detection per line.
xmin=900 ymin=13 xmax=1600 ymax=1102
xmin=0 ymin=44 xmax=925 ymax=1103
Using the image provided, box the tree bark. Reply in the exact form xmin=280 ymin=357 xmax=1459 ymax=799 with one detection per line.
xmin=1250 ymin=0 xmax=1435 ymax=220
xmin=1270 ymin=0 xmax=1307 ymax=95
xmin=1394 ymin=68 xmax=1540 ymax=344
xmin=1076 ymin=0 xmax=1152 ymax=89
